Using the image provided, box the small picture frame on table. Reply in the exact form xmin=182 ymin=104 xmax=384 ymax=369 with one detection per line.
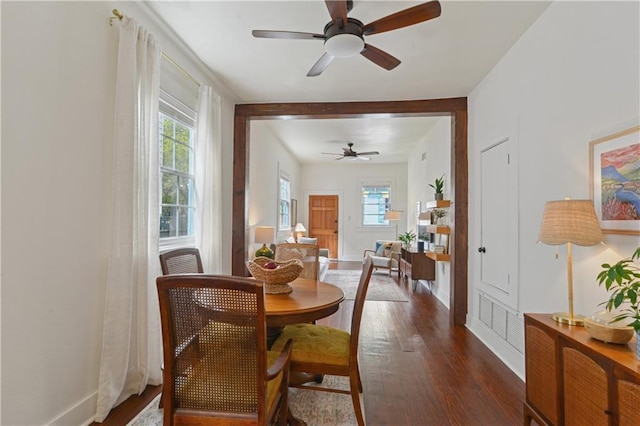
xmin=438 ymin=234 xmax=449 ymax=254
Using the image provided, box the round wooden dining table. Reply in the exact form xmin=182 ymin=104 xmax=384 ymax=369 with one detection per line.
xmin=265 ymin=277 xmax=345 ymax=327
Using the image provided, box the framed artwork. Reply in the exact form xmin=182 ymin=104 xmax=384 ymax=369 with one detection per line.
xmin=290 ymin=198 xmax=297 ymax=227
xmin=589 ymin=125 xmax=640 ymax=235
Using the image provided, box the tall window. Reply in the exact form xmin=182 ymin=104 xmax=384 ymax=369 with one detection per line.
xmin=279 ymin=173 xmax=291 ymax=230
xmin=362 ymin=184 xmax=391 ymax=225
xmin=159 ymin=92 xmax=197 ymax=242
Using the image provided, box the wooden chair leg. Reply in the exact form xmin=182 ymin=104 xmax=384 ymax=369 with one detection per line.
xmin=349 ymin=373 xmax=366 ymax=426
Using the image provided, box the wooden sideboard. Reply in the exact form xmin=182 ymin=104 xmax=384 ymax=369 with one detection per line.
xmin=524 ymin=313 xmax=640 ymax=426
xmin=399 ymin=247 xmax=435 ymax=290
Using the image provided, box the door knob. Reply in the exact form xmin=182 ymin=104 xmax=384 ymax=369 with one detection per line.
xmin=478 ymin=247 xmax=486 ymax=253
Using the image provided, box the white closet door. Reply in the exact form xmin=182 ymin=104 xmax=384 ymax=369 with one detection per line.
xmin=480 ymin=138 xmax=518 ymax=309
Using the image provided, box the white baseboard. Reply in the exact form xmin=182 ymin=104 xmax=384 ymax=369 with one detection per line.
xmin=49 ymin=391 xmax=97 ymax=426
xmin=467 ymin=318 xmax=525 ymax=381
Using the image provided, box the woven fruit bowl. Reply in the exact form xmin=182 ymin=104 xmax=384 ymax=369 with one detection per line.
xmin=246 ymin=257 xmax=303 ymax=294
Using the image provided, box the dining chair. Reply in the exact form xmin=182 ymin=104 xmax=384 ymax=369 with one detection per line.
xmin=270 ymin=256 xmax=375 ymax=426
xmin=159 ymin=247 xmax=204 ymax=275
xmin=275 ymin=243 xmax=320 ymax=280
xmin=156 ymin=274 xmax=293 ymax=425
xmin=157 ymin=247 xmax=205 ymax=408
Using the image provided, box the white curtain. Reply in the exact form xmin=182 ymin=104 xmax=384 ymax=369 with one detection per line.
xmin=95 ymin=16 xmax=162 ymax=422
xmin=195 ymin=85 xmax=222 ymax=273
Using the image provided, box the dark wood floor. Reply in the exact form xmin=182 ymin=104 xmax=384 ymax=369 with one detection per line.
xmin=98 ymin=261 xmax=524 ymax=425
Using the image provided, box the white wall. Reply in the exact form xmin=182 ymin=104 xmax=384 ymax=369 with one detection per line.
xmin=467 ymin=1 xmax=640 ymax=378
xmin=300 ymin=162 xmax=408 ymax=260
xmin=249 ymin=122 xmax=302 ymax=253
xmin=407 ymin=117 xmax=451 ymax=304
xmin=1 ymin=2 xmax=237 ymax=424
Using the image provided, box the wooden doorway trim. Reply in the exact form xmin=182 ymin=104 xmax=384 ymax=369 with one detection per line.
xmin=232 ymin=99 xmax=468 ymax=325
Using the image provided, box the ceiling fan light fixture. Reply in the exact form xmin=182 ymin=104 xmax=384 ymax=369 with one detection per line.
xmin=324 ymin=33 xmax=364 ymax=57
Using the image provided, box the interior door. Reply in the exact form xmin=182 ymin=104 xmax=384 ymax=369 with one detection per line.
xmin=308 ymin=195 xmax=338 ymax=259
xmin=479 ymin=137 xmax=518 ymax=309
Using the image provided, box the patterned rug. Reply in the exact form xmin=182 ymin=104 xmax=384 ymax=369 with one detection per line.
xmin=324 ymin=269 xmax=408 ymax=302
xmin=128 ymin=376 xmax=357 ymax=426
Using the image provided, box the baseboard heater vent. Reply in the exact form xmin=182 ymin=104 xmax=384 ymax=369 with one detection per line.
xmin=478 ymin=292 xmax=524 ymax=353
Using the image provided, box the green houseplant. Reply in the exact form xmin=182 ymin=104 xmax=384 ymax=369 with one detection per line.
xmin=398 ymin=231 xmax=416 ymax=248
xmin=429 ymin=175 xmax=445 ymax=200
xmin=597 ymin=246 xmax=640 ymax=357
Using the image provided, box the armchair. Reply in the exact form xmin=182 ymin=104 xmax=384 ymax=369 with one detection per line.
xmin=363 ymin=240 xmax=401 ymax=276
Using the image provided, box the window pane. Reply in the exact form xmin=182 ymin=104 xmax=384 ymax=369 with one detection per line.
xmin=178 ymin=176 xmax=193 ymax=206
xmin=175 ymin=123 xmax=190 ymax=144
xmin=175 ymin=143 xmax=190 ymax=173
xmin=162 ymin=173 xmax=178 ymax=204
xmin=362 ymin=184 xmax=391 ymax=225
xmin=160 ymin=206 xmax=177 ymax=238
xmin=162 ymin=136 xmax=174 ymax=168
xmin=161 ymin=118 xmax=175 ymax=138
xmin=178 ymin=207 xmax=191 ymax=237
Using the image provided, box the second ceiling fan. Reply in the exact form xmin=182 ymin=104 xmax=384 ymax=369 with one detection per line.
xmin=322 ymin=142 xmax=379 ymax=161
xmin=252 ymin=0 xmax=442 ymax=77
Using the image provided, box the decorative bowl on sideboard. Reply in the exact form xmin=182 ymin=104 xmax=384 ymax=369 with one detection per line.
xmin=583 ymin=316 xmax=635 ymax=344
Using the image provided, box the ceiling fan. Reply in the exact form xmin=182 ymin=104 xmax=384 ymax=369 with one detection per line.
xmin=252 ymin=0 xmax=442 ymax=77
xmin=321 ymin=142 xmax=380 ymax=161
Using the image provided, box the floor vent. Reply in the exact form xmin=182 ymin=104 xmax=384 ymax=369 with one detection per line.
xmin=478 ymin=292 xmax=524 ymax=354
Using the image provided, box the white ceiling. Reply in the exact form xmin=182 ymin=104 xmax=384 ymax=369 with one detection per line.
xmin=147 ymin=1 xmax=550 ymax=163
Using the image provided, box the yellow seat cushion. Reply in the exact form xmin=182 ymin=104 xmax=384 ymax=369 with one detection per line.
xmin=271 ymin=323 xmax=350 ymax=367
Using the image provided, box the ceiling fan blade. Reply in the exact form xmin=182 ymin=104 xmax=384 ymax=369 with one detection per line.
xmin=362 ymin=1 xmax=442 ymax=36
xmin=356 ymin=151 xmax=379 ymax=156
xmin=252 ymin=30 xmax=324 ymax=40
xmin=334 ymin=156 xmax=345 ymax=160
xmin=307 ymin=53 xmax=334 ymax=77
xmin=360 ymin=44 xmax=401 ymax=70
xmin=321 ymin=152 xmax=342 ymax=155
xmin=325 ymin=0 xmax=349 ymax=27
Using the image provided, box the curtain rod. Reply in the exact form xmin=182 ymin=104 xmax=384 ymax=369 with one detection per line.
xmin=110 ymin=9 xmax=201 ymax=87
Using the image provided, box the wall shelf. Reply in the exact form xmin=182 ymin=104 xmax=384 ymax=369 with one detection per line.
xmin=419 ymin=199 xmax=451 ymax=262
xmin=425 ymin=251 xmax=451 ymax=262
xmin=425 ymin=225 xmax=450 ymax=234
xmin=424 ymin=200 xmax=451 ymax=209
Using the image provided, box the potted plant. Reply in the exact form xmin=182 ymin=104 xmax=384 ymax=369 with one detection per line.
xmin=398 ymin=231 xmax=416 ymax=249
xmin=429 ymin=175 xmax=445 ymax=200
xmin=597 ymin=246 xmax=640 ymax=358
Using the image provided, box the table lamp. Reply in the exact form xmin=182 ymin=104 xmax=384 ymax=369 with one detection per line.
xmin=384 ymin=210 xmax=401 ymax=240
xmin=293 ymin=223 xmax=306 ymax=241
xmin=538 ymin=198 xmax=603 ymax=326
xmin=254 ymin=226 xmax=275 ymax=259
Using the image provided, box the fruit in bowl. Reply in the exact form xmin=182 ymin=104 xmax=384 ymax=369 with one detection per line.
xmin=264 ymin=261 xmax=278 ymax=270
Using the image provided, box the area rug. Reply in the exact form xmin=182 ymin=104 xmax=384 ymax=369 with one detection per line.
xmin=323 ymin=269 xmax=408 ymax=302
xmin=128 ymin=376 xmax=356 ymax=426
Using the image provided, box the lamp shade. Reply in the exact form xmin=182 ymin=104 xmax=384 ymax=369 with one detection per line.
xmin=254 ymin=226 xmax=275 ymax=244
xmin=294 ymin=223 xmax=306 ymax=233
xmin=384 ymin=211 xmax=401 ymax=221
xmin=418 ymin=212 xmax=431 ymax=220
xmin=538 ymin=199 xmax=603 ymax=246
